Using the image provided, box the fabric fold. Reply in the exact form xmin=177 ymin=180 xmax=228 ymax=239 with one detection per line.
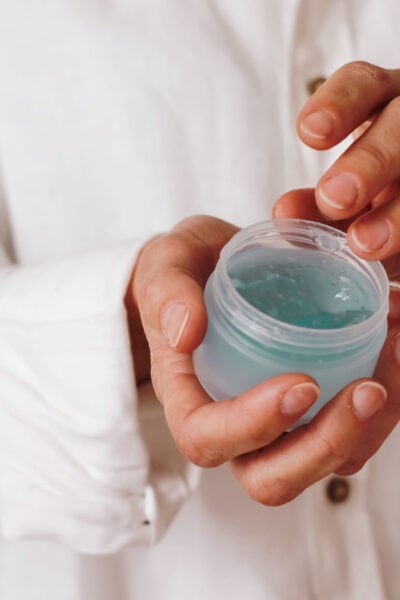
xmin=0 ymin=242 xmax=198 ymax=553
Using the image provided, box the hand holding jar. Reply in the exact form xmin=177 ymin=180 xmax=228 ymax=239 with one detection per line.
xmin=127 ymin=61 xmax=400 ymax=506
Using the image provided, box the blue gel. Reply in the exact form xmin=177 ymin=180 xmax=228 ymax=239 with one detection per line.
xmin=229 ymin=247 xmax=376 ymax=329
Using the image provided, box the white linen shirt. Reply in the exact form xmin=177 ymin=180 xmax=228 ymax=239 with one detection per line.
xmin=0 ymin=1 xmax=399 ymax=598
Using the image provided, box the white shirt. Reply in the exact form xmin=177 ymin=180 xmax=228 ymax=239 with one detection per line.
xmin=0 ymin=1 xmax=399 ymax=598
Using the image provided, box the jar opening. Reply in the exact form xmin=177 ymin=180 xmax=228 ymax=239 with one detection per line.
xmin=214 ymin=219 xmax=389 ymax=351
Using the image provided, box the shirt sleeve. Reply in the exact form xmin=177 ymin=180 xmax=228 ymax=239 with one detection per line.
xmin=0 ymin=241 xmax=200 ymax=554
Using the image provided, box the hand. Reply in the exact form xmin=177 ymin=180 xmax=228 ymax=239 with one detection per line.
xmin=270 ymin=60 xmax=400 ymax=491
xmin=288 ymin=61 xmax=400 ymax=278
xmin=273 ymin=60 xmax=400 ymax=317
xmin=126 ymin=215 xmax=396 ymax=506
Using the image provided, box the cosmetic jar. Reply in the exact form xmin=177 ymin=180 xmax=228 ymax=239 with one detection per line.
xmin=193 ymin=219 xmax=389 ymax=424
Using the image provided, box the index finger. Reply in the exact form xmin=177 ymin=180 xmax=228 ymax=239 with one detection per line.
xmin=297 ymin=61 xmax=400 ymax=149
xmin=153 ymin=338 xmax=319 ymax=468
xmin=132 ymin=215 xmax=239 ymax=353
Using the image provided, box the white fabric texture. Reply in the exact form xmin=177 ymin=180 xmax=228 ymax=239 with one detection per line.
xmin=0 ymin=242 xmax=166 ymax=553
xmin=0 ymin=0 xmax=399 ymax=598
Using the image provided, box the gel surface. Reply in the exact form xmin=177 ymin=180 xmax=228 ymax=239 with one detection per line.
xmin=228 ymin=246 xmax=377 ymax=329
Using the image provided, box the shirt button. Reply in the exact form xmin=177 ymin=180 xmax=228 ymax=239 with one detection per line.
xmin=326 ymin=477 xmax=350 ymax=503
xmin=306 ymin=76 xmax=327 ymax=95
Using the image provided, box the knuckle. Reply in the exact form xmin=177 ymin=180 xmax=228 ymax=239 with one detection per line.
xmin=333 ymin=62 xmax=391 ymax=107
xmin=227 ymin=401 xmax=270 ymax=447
xmin=243 ymin=471 xmax=302 ymax=506
xmin=173 ymin=214 xmax=227 ymax=236
xmin=312 ymin=430 xmax=347 ymax=464
xmin=173 ymin=215 xmax=239 ymax=260
xmin=356 ymin=141 xmax=392 ymax=174
xmin=137 ymin=233 xmax=166 ymax=269
xmin=137 ymin=276 xmax=162 ymax=314
xmin=161 ymin=233 xmax=209 ymax=282
xmin=151 ymin=352 xmax=192 ymax=404
xmin=142 ymin=230 xmax=192 ymax=271
xmin=165 ymin=231 xmax=191 ymax=254
xmin=171 ymin=218 xmax=211 ymax=253
xmin=172 ymin=221 xmax=217 ymax=270
xmin=345 ymin=61 xmax=390 ymax=89
xmin=175 ymin=427 xmax=222 ymax=468
xmin=157 ymin=232 xmax=194 ymax=268
xmin=335 ymin=460 xmax=365 ymax=477
xmin=173 ymin=214 xmax=211 ymax=233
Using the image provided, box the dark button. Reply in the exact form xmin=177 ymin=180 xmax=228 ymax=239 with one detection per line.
xmin=306 ymin=76 xmax=327 ymax=95
xmin=326 ymin=477 xmax=350 ymax=503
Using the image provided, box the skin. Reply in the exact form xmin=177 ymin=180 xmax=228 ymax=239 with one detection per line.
xmin=126 ymin=61 xmax=400 ymax=506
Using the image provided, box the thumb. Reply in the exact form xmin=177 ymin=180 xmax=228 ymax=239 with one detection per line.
xmin=131 ymin=215 xmax=239 ymax=353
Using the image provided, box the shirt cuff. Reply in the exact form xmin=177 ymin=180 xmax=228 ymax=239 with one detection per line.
xmin=0 ymin=242 xmax=199 ymax=553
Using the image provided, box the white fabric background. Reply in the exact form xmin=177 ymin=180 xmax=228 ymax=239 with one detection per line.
xmin=0 ymin=0 xmax=399 ymax=598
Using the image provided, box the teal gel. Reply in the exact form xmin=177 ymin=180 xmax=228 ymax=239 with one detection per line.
xmin=229 ymin=247 xmax=376 ymax=329
xmin=193 ymin=219 xmax=389 ymax=424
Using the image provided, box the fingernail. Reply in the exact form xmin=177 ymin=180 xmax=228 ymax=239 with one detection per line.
xmin=300 ymin=111 xmax=334 ymax=139
xmin=162 ymin=302 xmax=190 ymax=348
xmin=281 ymin=382 xmax=320 ymax=416
xmin=351 ymin=219 xmax=391 ymax=253
xmin=319 ymin=173 xmax=360 ymax=210
xmin=352 ymin=382 xmax=387 ymax=420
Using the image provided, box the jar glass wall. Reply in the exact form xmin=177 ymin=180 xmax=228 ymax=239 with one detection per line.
xmin=193 ymin=219 xmax=389 ymax=424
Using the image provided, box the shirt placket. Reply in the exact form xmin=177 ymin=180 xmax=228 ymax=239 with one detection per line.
xmin=305 ymin=466 xmax=386 ymax=600
xmin=287 ymin=2 xmax=387 ymax=598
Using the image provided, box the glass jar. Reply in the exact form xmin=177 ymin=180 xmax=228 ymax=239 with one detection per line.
xmin=193 ymin=219 xmax=389 ymax=424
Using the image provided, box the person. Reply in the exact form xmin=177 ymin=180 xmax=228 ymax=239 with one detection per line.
xmin=0 ymin=1 xmax=400 ymax=599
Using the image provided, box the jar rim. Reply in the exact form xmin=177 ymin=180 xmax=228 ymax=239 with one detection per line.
xmin=213 ymin=218 xmax=389 ymax=350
